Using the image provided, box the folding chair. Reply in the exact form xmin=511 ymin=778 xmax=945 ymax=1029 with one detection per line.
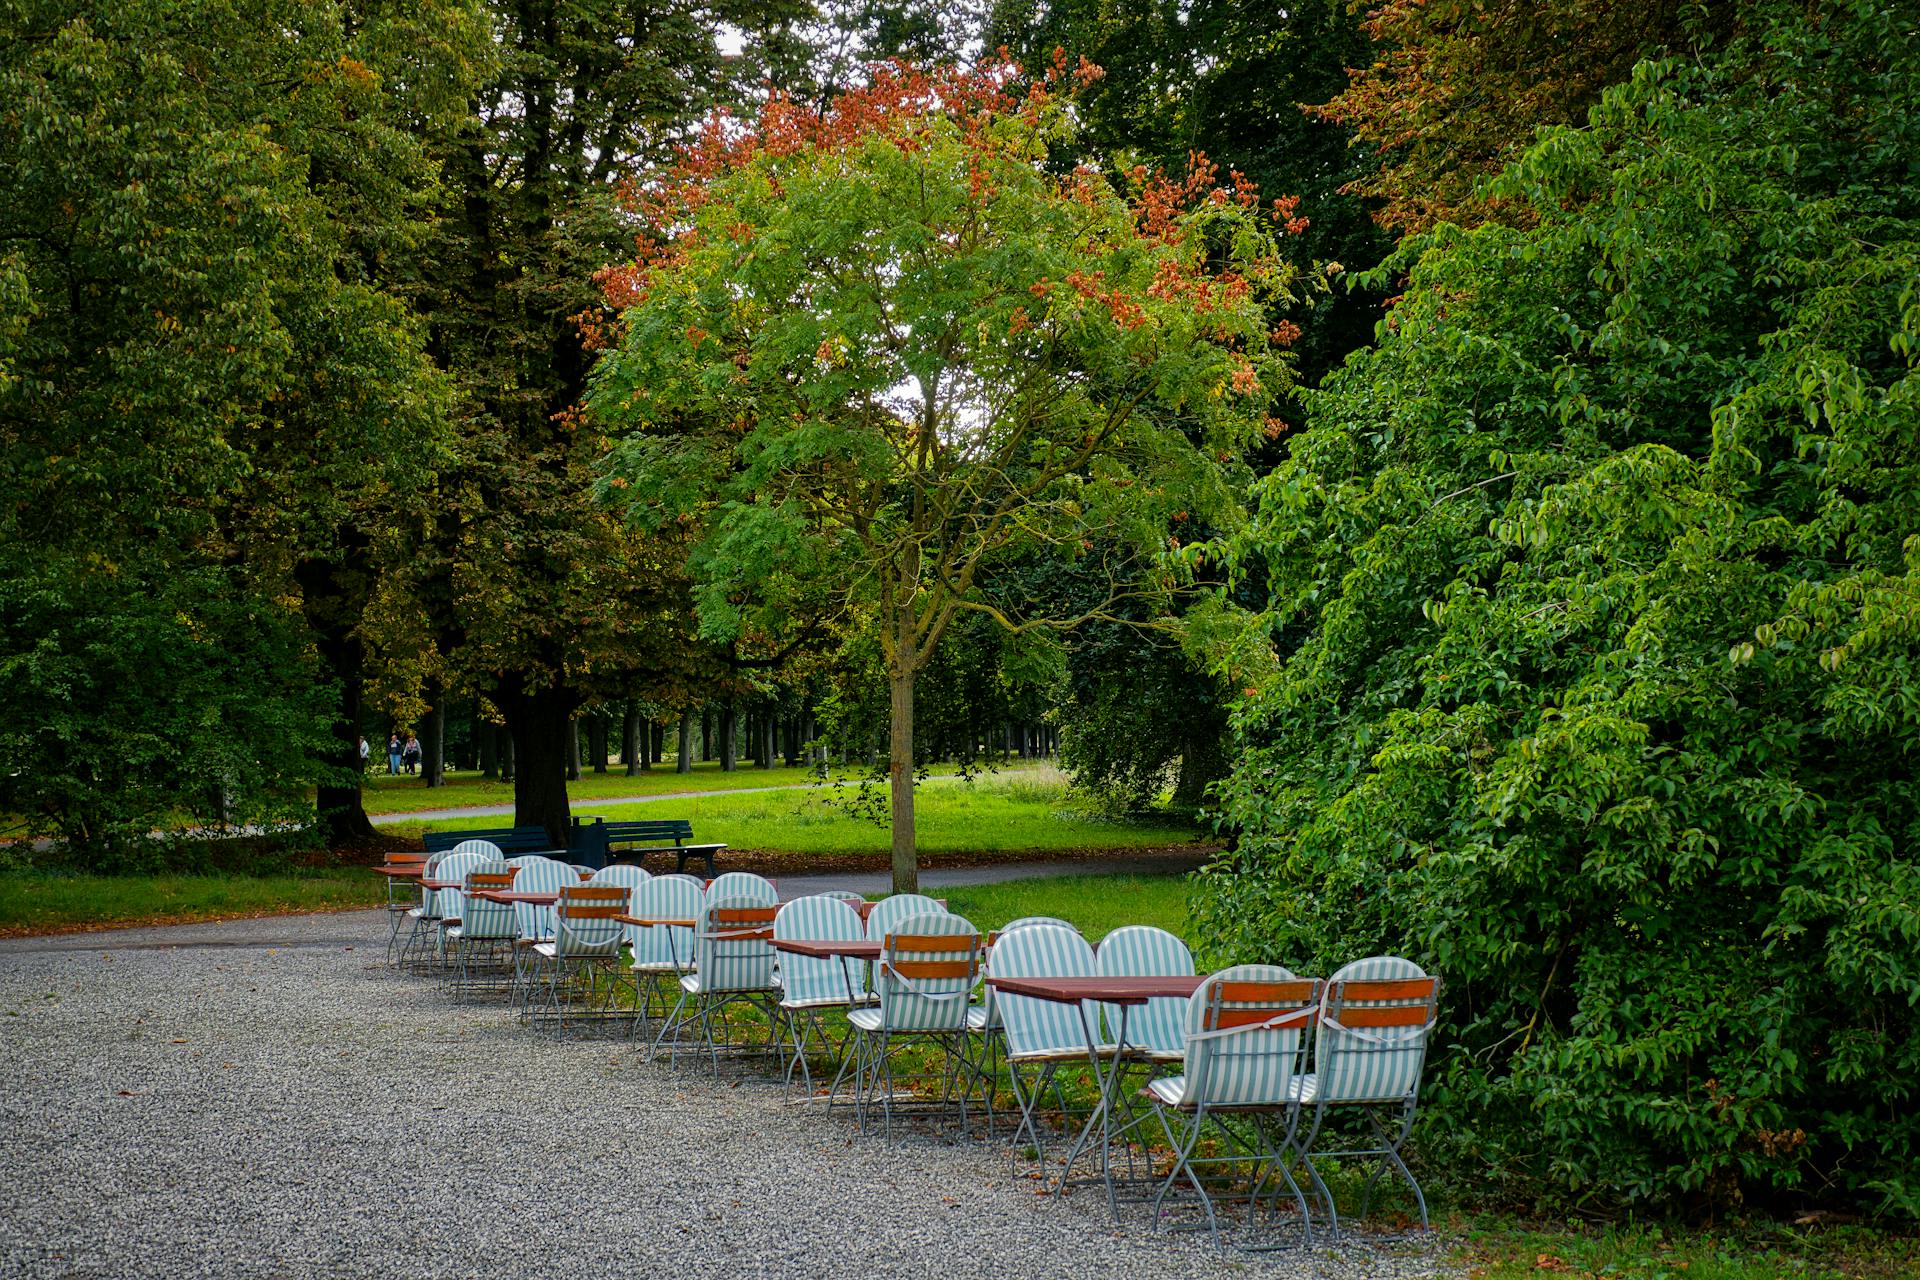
xmin=381 ymin=853 xmax=426 ymax=961
xmin=525 ymin=884 xmax=633 ymax=1034
xmin=985 ymin=924 xmax=1112 ymax=1169
xmin=651 ymin=895 xmax=781 ymax=1070
xmin=412 ymin=848 xmax=489 ymax=973
xmin=1144 ymin=965 xmax=1321 ymax=1251
xmin=1290 ymin=958 xmax=1440 ymax=1234
xmin=626 ymin=874 xmax=703 ymax=1029
xmin=445 ymin=862 xmax=518 ymax=998
xmin=847 ymin=911 xmax=982 ymax=1138
xmin=396 ymin=849 xmax=449 ymax=968
xmin=705 ymin=872 xmax=778 ymax=905
xmin=507 ymin=857 xmax=575 ymax=1008
xmin=771 ymin=894 xmax=868 ymax=1095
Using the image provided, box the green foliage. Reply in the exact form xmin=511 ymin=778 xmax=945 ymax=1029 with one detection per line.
xmin=1198 ymin=4 xmax=1920 ymax=1215
xmin=0 ymin=1 xmax=479 ymax=861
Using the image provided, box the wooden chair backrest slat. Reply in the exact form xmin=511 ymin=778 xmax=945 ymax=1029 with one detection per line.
xmin=888 ymin=958 xmax=975 ymax=980
xmin=1338 ymin=978 xmax=1437 ymax=1003
xmin=1216 ymin=979 xmax=1318 ymax=1006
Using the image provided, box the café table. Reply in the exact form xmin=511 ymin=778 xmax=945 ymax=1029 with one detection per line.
xmin=985 ymin=973 xmax=1206 ymax=1215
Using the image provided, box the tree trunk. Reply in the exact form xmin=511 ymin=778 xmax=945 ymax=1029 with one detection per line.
xmin=478 ymin=719 xmax=499 ymax=780
xmin=720 ymin=700 xmax=737 ymax=771
xmin=500 ymin=727 xmax=515 ymax=782
xmin=588 ymin=714 xmax=609 ymax=774
xmin=889 ymin=664 xmax=918 ymax=895
xmin=502 ymin=684 xmax=574 ymax=848
xmin=293 ymin=543 xmax=377 ymax=845
xmin=422 ymin=697 xmax=445 ymax=787
xmin=566 ymin=717 xmax=582 ymax=781
xmin=677 ymin=707 xmax=694 ymax=774
xmin=650 ymin=721 xmax=664 ymax=765
xmin=621 ymin=702 xmax=637 ymax=775
xmin=701 ymin=706 xmax=713 ymax=761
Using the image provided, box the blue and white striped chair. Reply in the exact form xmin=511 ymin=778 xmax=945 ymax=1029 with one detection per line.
xmin=1291 ymin=957 xmax=1440 ymax=1233
xmin=986 ymin=923 xmax=1110 ymax=1166
xmin=705 ymin=871 xmax=777 ymax=905
xmin=772 ymin=895 xmax=868 ymax=1094
xmin=445 ymin=860 xmax=518 ymax=998
xmin=1096 ymin=925 xmax=1195 ymax=1064
xmin=526 ymin=884 xmax=633 ymax=1034
xmin=418 ymin=848 xmax=489 ymax=971
xmin=625 ymin=874 xmax=704 ymax=1029
xmin=862 ymin=894 xmax=945 ymax=996
xmin=848 ymin=911 xmax=983 ymax=1137
xmin=507 ymin=857 xmax=575 ymax=1006
xmin=652 ymin=894 xmax=782 ymax=1070
xmin=1145 ymin=965 xmax=1321 ymax=1250
xmin=591 ymin=862 xmax=652 ymax=892
xmin=1002 ymin=915 xmax=1078 ymax=933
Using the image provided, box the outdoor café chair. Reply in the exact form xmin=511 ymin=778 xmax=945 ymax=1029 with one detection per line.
xmin=379 ymin=852 xmax=427 ymax=960
xmin=986 ymin=923 xmax=1112 ymax=1168
xmin=1145 ymin=965 xmax=1322 ymax=1251
xmin=626 ymin=873 xmax=703 ymax=1027
xmin=848 ymin=911 xmax=983 ymax=1138
xmin=651 ymin=894 xmax=781 ymax=1071
xmin=508 ymin=856 xmax=575 ymax=1005
xmin=525 ymin=884 xmax=633 ymax=1034
xmin=705 ymin=871 xmax=777 ymax=905
xmin=445 ymin=862 xmax=518 ymax=998
xmin=411 ymin=848 xmax=488 ymax=972
xmin=1002 ymin=915 xmax=1079 ymax=934
xmin=968 ymin=913 xmax=1078 ymax=1039
xmin=861 ymin=893 xmax=945 ymax=994
xmin=396 ymin=849 xmax=450 ymax=967
xmin=1289 ymin=957 xmax=1440 ymax=1234
xmin=818 ymin=889 xmax=867 ymax=905
xmin=771 ymin=894 xmax=868 ymax=1095
xmin=1096 ymin=925 xmax=1194 ymax=1064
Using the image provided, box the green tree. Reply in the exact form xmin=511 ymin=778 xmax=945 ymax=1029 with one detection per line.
xmin=1201 ymin=3 xmax=1920 ymax=1213
xmin=593 ymin=58 xmax=1311 ymax=891
xmin=406 ymin=0 xmax=802 ymax=843
xmin=0 ymin=0 xmax=481 ymax=857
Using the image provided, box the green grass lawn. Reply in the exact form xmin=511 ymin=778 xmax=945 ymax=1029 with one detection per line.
xmin=1458 ymin=1220 xmax=1919 ymax=1280
xmin=939 ymin=874 xmax=1187 ymax=941
xmin=360 ymin=758 xmax=1034 ymax=816
xmin=0 ymin=872 xmax=385 ymax=935
xmin=400 ymin=773 xmax=1201 ymax=857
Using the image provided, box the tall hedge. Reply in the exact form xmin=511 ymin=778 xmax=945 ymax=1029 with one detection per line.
xmin=1197 ymin=3 xmax=1920 ymax=1214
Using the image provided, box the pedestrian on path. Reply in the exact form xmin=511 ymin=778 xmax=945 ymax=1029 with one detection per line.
xmin=387 ymin=733 xmax=403 ymax=775
xmin=402 ymin=733 xmax=421 ymax=775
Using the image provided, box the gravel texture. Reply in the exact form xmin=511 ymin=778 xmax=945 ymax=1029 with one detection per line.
xmin=0 ymin=910 xmax=1457 ymax=1279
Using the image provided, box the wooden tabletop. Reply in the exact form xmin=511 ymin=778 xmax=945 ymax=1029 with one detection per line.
xmin=613 ymin=915 xmax=695 ymax=929
xmin=472 ymin=890 xmax=560 ymax=905
xmin=985 ymin=975 xmax=1205 ymax=1006
xmin=373 ymin=865 xmax=425 ymax=879
xmin=774 ymin=938 xmax=884 ymax=960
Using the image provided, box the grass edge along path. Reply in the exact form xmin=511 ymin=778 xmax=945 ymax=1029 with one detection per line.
xmin=1455 ymin=1217 xmax=1918 ymax=1280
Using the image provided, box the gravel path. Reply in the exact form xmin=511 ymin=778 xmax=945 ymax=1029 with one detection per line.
xmin=0 ymin=911 xmax=1456 ymax=1279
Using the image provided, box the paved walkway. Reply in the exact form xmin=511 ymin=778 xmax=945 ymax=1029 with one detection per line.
xmin=0 ymin=912 xmax=1451 ymax=1278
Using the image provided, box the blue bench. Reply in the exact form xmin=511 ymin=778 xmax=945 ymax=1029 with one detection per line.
xmin=569 ymin=817 xmax=727 ymax=877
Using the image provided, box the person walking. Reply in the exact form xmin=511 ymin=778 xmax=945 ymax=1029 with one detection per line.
xmin=402 ymin=732 xmax=421 ymax=776
xmin=358 ymin=736 xmax=371 ymax=774
xmin=387 ymin=733 xmax=403 ymax=775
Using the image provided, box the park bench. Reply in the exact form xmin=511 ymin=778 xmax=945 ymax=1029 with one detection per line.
xmin=568 ymin=817 xmax=727 ymax=877
xmin=421 ymin=826 xmax=560 ymax=857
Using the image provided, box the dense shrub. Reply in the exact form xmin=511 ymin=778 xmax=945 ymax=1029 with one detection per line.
xmin=1196 ymin=3 xmax=1920 ymax=1215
